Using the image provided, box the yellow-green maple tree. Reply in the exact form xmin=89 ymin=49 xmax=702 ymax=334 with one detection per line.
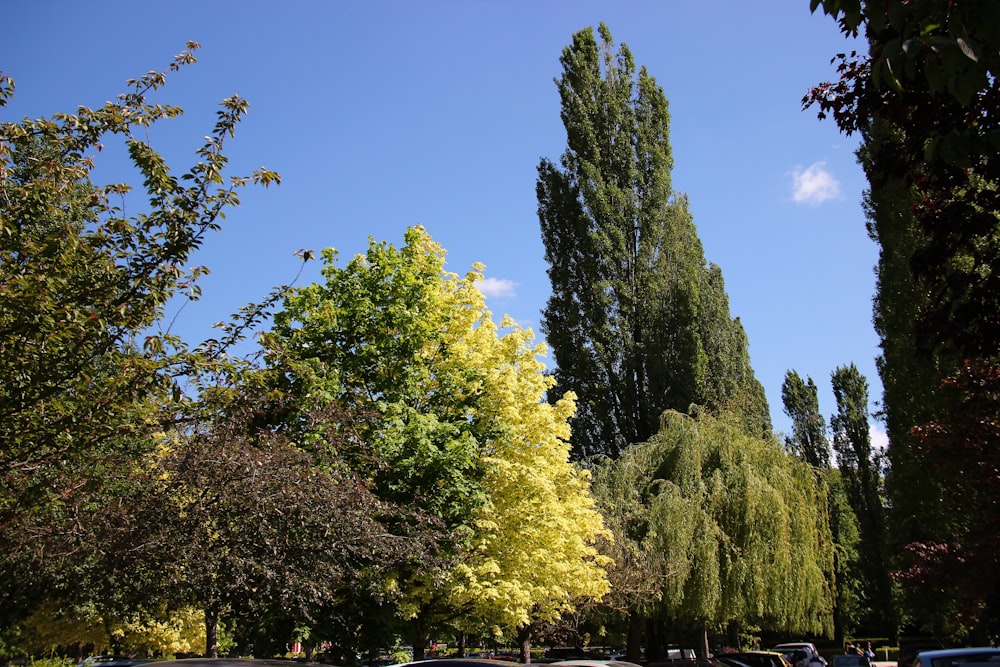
xmin=268 ymin=226 xmax=609 ymax=649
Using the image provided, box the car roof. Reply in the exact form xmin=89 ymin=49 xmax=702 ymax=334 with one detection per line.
xmin=918 ymin=650 xmax=1000 ymax=658
xmin=141 ymin=661 xmax=322 ymax=667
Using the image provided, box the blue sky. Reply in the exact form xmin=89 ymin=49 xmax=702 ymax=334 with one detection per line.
xmin=3 ymin=1 xmax=881 ymax=441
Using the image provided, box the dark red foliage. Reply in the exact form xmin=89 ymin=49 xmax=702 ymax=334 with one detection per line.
xmin=896 ymin=358 xmax=1000 ymax=631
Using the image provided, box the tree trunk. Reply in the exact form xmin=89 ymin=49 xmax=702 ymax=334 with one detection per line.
xmin=625 ymin=612 xmax=644 ymax=663
xmin=457 ymin=633 xmax=467 ymax=658
xmin=646 ymin=615 xmax=663 ymax=662
xmin=725 ymin=621 xmax=740 ymax=652
xmin=411 ymin=615 xmax=427 ymax=662
xmin=517 ymin=624 xmax=532 ymax=664
xmin=205 ymin=606 xmax=219 ymax=658
xmin=698 ymin=620 xmax=709 ymax=659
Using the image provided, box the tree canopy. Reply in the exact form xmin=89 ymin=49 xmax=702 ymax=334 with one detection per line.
xmin=782 ymin=370 xmax=831 ymax=469
xmin=537 ymin=24 xmax=769 ymax=460
xmin=266 ymin=226 xmax=610 ymax=653
xmin=0 ymin=45 xmax=286 ymax=631
xmin=591 ymin=410 xmax=834 ymax=658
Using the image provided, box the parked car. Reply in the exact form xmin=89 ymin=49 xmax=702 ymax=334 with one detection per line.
xmin=647 ymin=660 xmax=715 ymax=667
xmin=78 ymin=657 xmax=149 ymax=667
xmin=718 ymin=651 xmax=790 ymax=667
xmin=124 ymin=661 xmax=316 ymax=667
xmin=896 ymin=639 xmax=944 ymax=667
xmin=774 ymin=644 xmax=827 ymax=667
xmin=551 ymin=660 xmax=644 ymax=667
xmin=832 ymin=655 xmax=872 ymax=667
xmin=912 ymin=648 xmax=1000 ymax=667
xmin=716 ymin=658 xmax=753 ymax=667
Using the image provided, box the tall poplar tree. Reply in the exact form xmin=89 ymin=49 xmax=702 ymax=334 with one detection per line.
xmin=782 ymin=369 xmax=861 ymax=642
xmin=781 ymin=370 xmax=831 ymax=469
xmin=830 ymin=364 xmax=893 ymax=635
xmin=858 ymin=119 xmax=964 ymax=599
xmin=537 ymin=24 xmax=768 ymax=460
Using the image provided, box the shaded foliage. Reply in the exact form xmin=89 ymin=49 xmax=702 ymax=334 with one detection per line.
xmin=897 ymin=358 xmax=1000 ymax=641
xmin=807 ymin=0 xmax=1000 ymax=638
xmin=0 ymin=46 xmax=286 ymax=633
xmin=132 ymin=409 xmax=436 ymax=656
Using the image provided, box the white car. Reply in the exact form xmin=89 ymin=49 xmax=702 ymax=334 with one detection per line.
xmin=774 ymin=643 xmax=828 ymax=667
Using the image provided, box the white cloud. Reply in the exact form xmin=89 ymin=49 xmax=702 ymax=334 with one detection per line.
xmin=870 ymin=423 xmax=889 ymax=453
xmin=792 ymin=161 xmax=842 ymax=205
xmin=477 ymin=276 xmax=517 ymax=299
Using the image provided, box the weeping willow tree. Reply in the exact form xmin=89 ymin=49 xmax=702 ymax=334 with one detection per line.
xmin=592 ymin=410 xmax=834 ymax=658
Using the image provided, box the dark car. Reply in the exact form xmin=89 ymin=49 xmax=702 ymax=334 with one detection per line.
xmin=132 ymin=661 xmax=316 ymax=667
xmin=718 ymin=652 xmax=790 ymax=667
xmin=78 ymin=657 xmax=150 ymax=667
xmin=832 ymin=656 xmax=871 ymax=667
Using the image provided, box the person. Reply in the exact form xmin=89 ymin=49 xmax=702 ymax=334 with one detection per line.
xmin=864 ymin=643 xmax=876 ymax=662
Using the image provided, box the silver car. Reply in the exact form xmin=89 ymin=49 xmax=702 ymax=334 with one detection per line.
xmin=913 ymin=648 xmax=1000 ymax=667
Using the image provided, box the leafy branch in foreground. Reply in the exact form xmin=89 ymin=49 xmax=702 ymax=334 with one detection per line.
xmin=0 ymin=44 xmax=289 ymax=625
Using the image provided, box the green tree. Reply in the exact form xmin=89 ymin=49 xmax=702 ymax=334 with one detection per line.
xmin=807 ymin=0 xmax=1000 ymax=634
xmin=826 ymin=469 xmax=864 ymax=643
xmin=830 ymin=364 xmax=892 ymax=635
xmin=0 ymin=46 xmax=283 ymax=629
xmin=782 ymin=370 xmax=863 ymax=643
xmin=592 ymin=411 xmax=833 ymax=659
xmin=856 ymin=120 xmax=963 ymax=584
xmin=267 ymin=226 xmax=609 ymax=655
xmin=805 ymin=3 xmax=1000 ymax=354
xmin=588 ymin=448 xmax=679 ymax=662
xmin=537 ymin=24 xmax=769 ymax=460
xmin=781 ymin=370 xmax=831 ymax=469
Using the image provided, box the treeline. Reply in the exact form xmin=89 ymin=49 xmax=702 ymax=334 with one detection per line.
xmin=3 ymin=1 xmax=999 ymax=661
